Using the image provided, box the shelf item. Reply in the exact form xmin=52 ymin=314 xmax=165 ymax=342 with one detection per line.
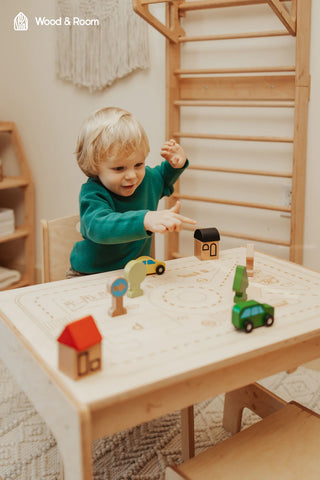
xmin=0 ymin=121 xmax=35 ymax=289
xmin=133 ymin=0 xmax=311 ymax=264
xmin=0 ymin=208 xmax=14 ymax=237
xmin=0 ymin=266 xmax=21 ymax=290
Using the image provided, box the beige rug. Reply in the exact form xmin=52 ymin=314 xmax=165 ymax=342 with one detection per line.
xmin=1 ymin=359 xmax=320 ymax=480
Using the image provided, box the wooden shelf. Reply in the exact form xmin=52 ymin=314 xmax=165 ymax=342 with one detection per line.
xmin=0 ymin=122 xmax=35 ymax=289
xmin=0 ymin=122 xmax=14 ymax=133
xmin=0 ymin=176 xmax=29 ymax=190
xmin=0 ymin=274 xmax=31 ymax=291
xmin=0 ymin=226 xmax=30 ymax=244
xmin=3 ymin=278 xmax=30 ymax=291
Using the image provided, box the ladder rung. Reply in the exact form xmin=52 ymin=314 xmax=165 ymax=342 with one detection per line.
xmin=179 ymin=225 xmax=290 ymax=248
xmin=171 ymin=251 xmax=185 ymax=259
xmin=179 ymin=30 xmax=290 ymax=43
xmin=188 ymin=164 xmax=292 ymax=178
xmin=181 ymin=224 xmax=290 ymax=246
xmin=172 ymin=192 xmax=291 ymax=213
xmin=179 ymin=0 xmax=290 ymax=12
xmin=141 ymin=0 xmax=170 ymax=4
xmin=174 ymin=66 xmax=295 ymax=75
xmin=174 ymin=100 xmax=295 ymax=108
xmin=174 ymin=132 xmax=293 ymax=143
xmin=220 ymin=229 xmax=291 ymax=246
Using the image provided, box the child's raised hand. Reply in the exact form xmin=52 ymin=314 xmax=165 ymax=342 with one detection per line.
xmin=161 ymin=139 xmax=187 ymax=169
xmin=144 ymin=201 xmax=197 ymax=234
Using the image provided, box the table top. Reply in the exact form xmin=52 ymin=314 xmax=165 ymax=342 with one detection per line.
xmin=0 ymin=247 xmax=320 ymax=410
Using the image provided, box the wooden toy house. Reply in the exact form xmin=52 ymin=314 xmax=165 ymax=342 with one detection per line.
xmin=57 ymin=315 xmax=102 ymax=380
xmin=194 ymin=228 xmax=220 ymax=261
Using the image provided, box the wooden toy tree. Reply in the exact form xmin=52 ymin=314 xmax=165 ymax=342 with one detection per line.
xmin=124 ymin=260 xmax=147 ymax=298
xmin=233 ymin=265 xmax=249 ymax=304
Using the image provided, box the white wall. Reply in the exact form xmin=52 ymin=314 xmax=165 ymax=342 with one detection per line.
xmin=305 ymin=1 xmax=320 ymax=270
xmin=0 ymin=1 xmax=319 ymax=274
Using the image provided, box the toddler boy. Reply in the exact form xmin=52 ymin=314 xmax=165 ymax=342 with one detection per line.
xmin=69 ymin=107 xmax=196 ymax=274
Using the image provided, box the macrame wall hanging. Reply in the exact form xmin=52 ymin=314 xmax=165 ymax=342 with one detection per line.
xmin=56 ymin=0 xmax=150 ymax=91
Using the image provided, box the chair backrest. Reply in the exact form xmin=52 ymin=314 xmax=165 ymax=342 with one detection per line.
xmin=41 ymin=215 xmax=82 ymax=282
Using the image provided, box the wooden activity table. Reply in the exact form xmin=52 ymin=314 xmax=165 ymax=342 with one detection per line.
xmin=0 ymin=247 xmax=320 ymax=479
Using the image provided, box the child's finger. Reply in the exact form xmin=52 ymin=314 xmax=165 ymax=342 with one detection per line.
xmin=161 ymin=146 xmax=173 ymax=155
xmin=155 ymin=224 xmax=167 ymax=234
xmin=166 ymin=218 xmax=182 ymax=232
xmin=174 ymin=213 xmax=197 ymax=225
xmin=162 ymin=139 xmax=177 ymax=150
xmin=170 ymin=200 xmax=181 ymax=214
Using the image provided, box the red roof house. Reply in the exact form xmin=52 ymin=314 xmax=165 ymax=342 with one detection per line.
xmin=57 ymin=315 xmax=102 ymax=380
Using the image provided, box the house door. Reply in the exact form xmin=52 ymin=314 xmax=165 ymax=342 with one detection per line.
xmin=78 ymin=351 xmax=89 ymax=376
xmin=210 ymin=243 xmax=216 ymax=256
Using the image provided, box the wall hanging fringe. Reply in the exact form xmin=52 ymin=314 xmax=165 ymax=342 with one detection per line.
xmin=56 ymin=0 xmax=150 ymax=91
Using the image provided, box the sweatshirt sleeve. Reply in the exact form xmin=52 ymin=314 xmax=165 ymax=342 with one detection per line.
xmin=79 ymin=186 xmax=151 ymax=244
xmin=153 ymin=159 xmax=189 ymax=198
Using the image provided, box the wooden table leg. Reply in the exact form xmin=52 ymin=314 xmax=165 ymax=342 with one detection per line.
xmin=0 ymin=314 xmax=94 ymax=480
xmin=181 ymin=406 xmax=195 ymax=461
xmin=57 ymin=404 xmax=93 ymax=480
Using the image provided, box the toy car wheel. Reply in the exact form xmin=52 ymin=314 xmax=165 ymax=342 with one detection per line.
xmin=264 ymin=314 xmax=274 ymax=327
xmin=244 ymin=320 xmax=254 ymax=333
xmin=156 ymin=265 xmax=165 ymax=275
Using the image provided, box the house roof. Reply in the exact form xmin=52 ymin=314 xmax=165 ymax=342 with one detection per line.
xmin=57 ymin=315 xmax=102 ymax=351
xmin=194 ymin=227 xmax=220 ymax=242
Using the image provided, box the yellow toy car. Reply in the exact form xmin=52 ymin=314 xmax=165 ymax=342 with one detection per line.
xmin=137 ymin=256 xmax=166 ymax=275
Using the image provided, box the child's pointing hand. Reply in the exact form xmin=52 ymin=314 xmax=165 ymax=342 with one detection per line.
xmin=144 ymin=201 xmax=197 ymax=234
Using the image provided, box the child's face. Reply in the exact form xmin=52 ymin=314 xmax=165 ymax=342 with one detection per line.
xmin=98 ymin=150 xmax=146 ymax=197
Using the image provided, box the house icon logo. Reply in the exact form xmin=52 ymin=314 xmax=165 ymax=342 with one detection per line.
xmin=14 ymin=12 xmax=29 ymax=31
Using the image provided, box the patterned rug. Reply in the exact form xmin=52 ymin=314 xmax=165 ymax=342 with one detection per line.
xmin=1 ymin=359 xmax=320 ymax=480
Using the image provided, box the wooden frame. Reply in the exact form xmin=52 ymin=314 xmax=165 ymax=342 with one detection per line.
xmin=133 ymin=0 xmax=311 ymax=264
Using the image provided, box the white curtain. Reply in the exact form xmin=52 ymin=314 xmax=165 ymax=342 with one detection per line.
xmin=56 ymin=0 xmax=150 ymax=91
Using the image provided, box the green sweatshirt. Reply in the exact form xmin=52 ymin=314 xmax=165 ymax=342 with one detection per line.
xmin=70 ymin=160 xmax=188 ymax=273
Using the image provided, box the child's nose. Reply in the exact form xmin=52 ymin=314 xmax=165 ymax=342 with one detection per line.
xmin=125 ymin=169 xmax=137 ymax=180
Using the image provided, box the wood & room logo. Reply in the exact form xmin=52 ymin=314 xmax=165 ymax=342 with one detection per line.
xmin=13 ymin=11 xmax=99 ymax=30
xmin=13 ymin=12 xmax=28 ymax=31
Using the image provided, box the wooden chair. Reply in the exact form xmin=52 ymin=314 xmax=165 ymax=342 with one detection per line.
xmin=166 ymin=383 xmax=320 ymax=479
xmin=41 ymin=215 xmax=82 ymax=282
xmin=41 ymin=215 xmax=156 ymax=284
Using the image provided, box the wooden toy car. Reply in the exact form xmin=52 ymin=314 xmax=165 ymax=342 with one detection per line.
xmin=232 ymin=299 xmax=274 ymax=333
xmin=137 ymin=256 xmax=166 ymax=275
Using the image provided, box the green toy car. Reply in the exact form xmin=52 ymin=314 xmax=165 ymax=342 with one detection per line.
xmin=232 ymin=299 xmax=274 ymax=333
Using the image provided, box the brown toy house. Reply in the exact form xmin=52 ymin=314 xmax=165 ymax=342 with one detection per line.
xmin=194 ymin=228 xmax=220 ymax=260
xmin=57 ymin=315 xmax=102 ymax=380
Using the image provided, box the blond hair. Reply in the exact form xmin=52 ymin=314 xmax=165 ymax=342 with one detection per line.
xmin=75 ymin=107 xmax=150 ymax=177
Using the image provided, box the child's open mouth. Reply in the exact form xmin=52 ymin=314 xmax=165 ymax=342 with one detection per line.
xmin=122 ymin=184 xmax=136 ymax=193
